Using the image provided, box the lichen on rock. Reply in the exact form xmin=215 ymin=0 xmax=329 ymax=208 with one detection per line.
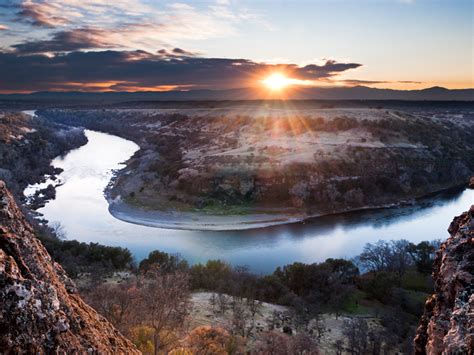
xmin=0 ymin=180 xmax=139 ymax=353
xmin=414 ymin=205 xmax=474 ymax=354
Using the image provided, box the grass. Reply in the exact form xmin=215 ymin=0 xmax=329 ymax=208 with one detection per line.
xmin=342 ymin=289 xmax=380 ymax=315
xmin=401 ymin=271 xmax=432 ymax=293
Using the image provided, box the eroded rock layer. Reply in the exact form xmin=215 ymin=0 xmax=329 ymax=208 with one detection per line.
xmin=414 ymin=205 xmax=474 ymax=354
xmin=0 ymin=181 xmax=139 ymax=353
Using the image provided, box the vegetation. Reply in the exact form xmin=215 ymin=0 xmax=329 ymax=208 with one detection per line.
xmin=0 ymin=111 xmax=87 ymax=198
xmin=39 ymin=108 xmax=474 ymax=216
xmin=24 ymin=203 xmax=438 ymax=354
xmin=35 ymin=224 xmax=134 ymax=278
xmin=73 ymin=236 xmax=437 ymax=354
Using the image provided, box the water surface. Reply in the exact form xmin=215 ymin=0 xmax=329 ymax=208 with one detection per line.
xmin=29 ymin=129 xmax=473 ymax=273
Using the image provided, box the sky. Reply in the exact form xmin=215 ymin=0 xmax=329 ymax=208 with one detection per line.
xmin=0 ymin=0 xmax=472 ymax=93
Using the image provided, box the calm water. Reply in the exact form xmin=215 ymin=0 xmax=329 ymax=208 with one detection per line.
xmin=29 ymin=129 xmax=473 ymax=274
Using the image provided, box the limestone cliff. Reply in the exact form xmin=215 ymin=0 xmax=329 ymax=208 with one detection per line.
xmin=414 ymin=205 xmax=474 ymax=354
xmin=0 ymin=181 xmax=139 ymax=353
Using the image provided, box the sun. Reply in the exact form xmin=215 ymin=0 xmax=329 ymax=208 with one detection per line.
xmin=262 ymin=73 xmax=293 ymax=90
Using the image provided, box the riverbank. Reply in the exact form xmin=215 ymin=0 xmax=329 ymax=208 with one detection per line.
xmin=39 ymin=107 xmax=474 ymax=232
xmin=0 ymin=110 xmax=87 ymax=201
xmin=21 ymin=126 xmax=474 ymax=272
xmin=108 ymin=196 xmax=305 ymax=231
xmin=108 ymin=184 xmax=471 ymax=231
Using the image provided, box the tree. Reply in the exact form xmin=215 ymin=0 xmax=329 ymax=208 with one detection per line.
xmin=407 ymin=241 xmax=437 ymax=274
xmin=216 ymin=293 xmax=229 ymax=314
xmin=182 ymin=326 xmax=243 ymax=355
xmin=189 ymin=260 xmax=232 ymax=290
xmin=358 ymin=241 xmax=393 ymax=273
xmin=289 ymin=333 xmax=319 ymax=354
xmin=308 ymin=315 xmax=327 ymax=343
xmin=209 ymin=293 xmax=217 ymax=314
xmin=342 ymin=318 xmax=369 ymax=355
xmin=136 ymin=272 xmax=191 ymax=354
xmin=255 ymin=331 xmax=289 ymax=355
xmin=50 ymin=221 xmax=66 ymax=239
xmin=333 ymin=339 xmax=344 ymax=355
xmin=84 ymin=281 xmax=137 ymax=334
xmin=139 ymin=250 xmax=188 ymax=275
xmin=388 ymin=239 xmax=413 ymax=283
xmin=358 ymin=240 xmax=413 ymax=283
xmin=129 ymin=326 xmax=155 ymax=354
xmin=362 ymin=271 xmax=397 ymax=302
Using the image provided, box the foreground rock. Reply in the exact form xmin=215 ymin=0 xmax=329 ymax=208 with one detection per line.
xmin=414 ymin=205 xmax=474 ymax=354
xmin=0 ymin=181 xmax=139 ymax=353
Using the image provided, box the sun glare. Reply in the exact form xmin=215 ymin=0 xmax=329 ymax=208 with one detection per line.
xmin=262 ymin=73 xmax=293 ymax=90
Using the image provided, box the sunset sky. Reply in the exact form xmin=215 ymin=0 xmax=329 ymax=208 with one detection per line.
xmin=0 ymin=0 xmax=472 ymax=93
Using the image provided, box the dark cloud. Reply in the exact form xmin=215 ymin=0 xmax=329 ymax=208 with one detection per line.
xmin=12 ymin=28 xmax=114 ymax=54
xmin=156 ymin=47 xmax=198 ymax=58
xmin=171 ymin=48 xmax=196 ymax=56
xmin=296 ymin=60 xmax=362 ymax=79
xmin=0 ymin=49 xmax=363 ymax=92
xmin=341 ymin=79 xmax=422 ymax=86
xmin=398 ymin=80 xmax=422 ymax=84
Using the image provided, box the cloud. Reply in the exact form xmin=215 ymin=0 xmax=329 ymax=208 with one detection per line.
xmin=12 ymin=28 xmax=114 ymax=53
xmin=340 ymin=79 xmax=421 ymax=86
xmin=0 ymin=50 xmax=363 ymax=92
xmin=295 ymin=60 xmax=362 ymax=79
xmin=12 ymin=0 xmax=264 ymax=53
xmin=18 ymin=0 xmax=75 ymax=27
xmin=0 ymin=25 xmax=9 ymax=30
xmin=157 ymin=47 xmax=198 ymax=58
xmin=16 ymin=0 xmax=151 ymax=27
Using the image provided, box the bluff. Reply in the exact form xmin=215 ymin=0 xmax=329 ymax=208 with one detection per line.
xmin=414 ymin=205 xmax=474 ymax=354
xmin=0 ymin=181 xmax=139 ymax=353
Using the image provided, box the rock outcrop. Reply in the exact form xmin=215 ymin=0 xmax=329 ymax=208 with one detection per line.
xmin=0 ymin=181 xmax=139 ymax=353
xmin=469 ymin=176 xmax=474 ymax=189
xmin=414 ymin=205 xmax=474 ymax=354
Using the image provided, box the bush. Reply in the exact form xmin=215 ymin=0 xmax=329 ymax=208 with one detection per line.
xmin=37 ymin=230 xmax=134 ymax=278
xmin=139 ymin=250 xmax=189 ymax=275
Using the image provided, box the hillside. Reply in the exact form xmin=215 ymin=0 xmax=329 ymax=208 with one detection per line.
xmin=0 ymin=86 xmax=473 ymax=102
xmin=39 ymin=106 xmax=474 ymax=229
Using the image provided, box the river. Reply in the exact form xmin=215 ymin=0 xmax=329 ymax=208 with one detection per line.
xmin=26 ymin=128 xmax=474 ymax=274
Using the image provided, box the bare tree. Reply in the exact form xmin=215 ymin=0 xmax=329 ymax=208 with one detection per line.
xmin=342 ymin=318 xmax=369 ymax=355
xmin=289 ymin=333 xmax=319 ymax=354
xmin=209 ymin=292 xmax=217 ymax=314
xmin=333 ymin=339 xmax=344 ymax=355
xmin=358 ymin=239 xmax=413 ymax=283
xmin=255 ymin=331 xmax=289 ymax=355
xmin=358 ymin=241 xmax=393 ymax=273
xmin=84 ymin=281 xmax=137 ymax=334
xmin=230 ymin=301 xmax=248 ymax=337
xmin=217 ymin=292 xmax=229 ymax=314
xmin=308 ymin=315 xmax=327 ymax=343
xmin=50 ymin=221 xmax=66 ymax=239
xmin=247 ymin=296 xmax=263 ymax=319
xmin=136 ymin=271 xmax=191 ymax=354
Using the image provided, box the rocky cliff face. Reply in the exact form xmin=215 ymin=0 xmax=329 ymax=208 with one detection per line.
xmin=414 ymin=205 xmax=473 ymax=354
xmin=0 ymin=181 xmax=139 ymax=353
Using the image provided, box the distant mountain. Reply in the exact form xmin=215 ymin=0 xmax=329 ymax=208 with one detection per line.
xmin=0 ymin=86 xmax=472 ymax=102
